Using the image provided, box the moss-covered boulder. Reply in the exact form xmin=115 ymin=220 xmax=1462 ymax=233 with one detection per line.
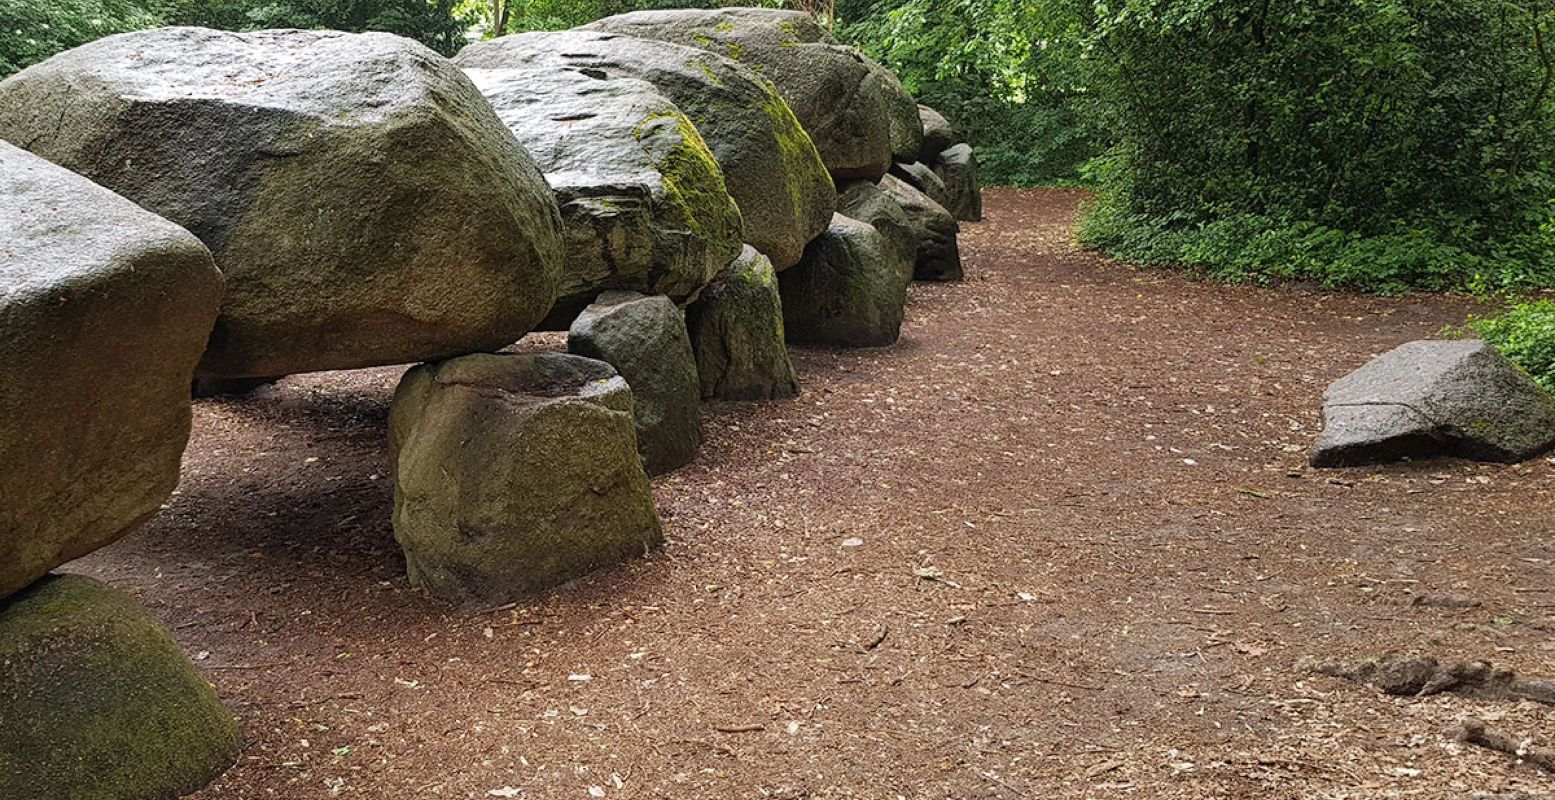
xmin=0 ymin=141 xmax=222 ymax=600
xmin=934 ymin=143 xmax=983 ymax=222
xmin=390 ymin=353 xmax=663 ymax=603
xmin=877 ymin=175 xmax=964 ymax=281
xmin=780 ymin=214 xmax=907 ymax=348
xmin=464 ymin=67 xmax=743 ymax=326
xmin=569 ymin=292 xmax=703 ymax=475
xmin=457 ymin=30 xmax=834 ymax=270
xmin=0 ymin=27 xmax=563 ymax=380
xmin=0 ymin=574 xmax=239 ymax=799
xmin=583 ymin=7 xmax=898 ymax=179
xmin=686 ymin=246 xmax=801 ymax=401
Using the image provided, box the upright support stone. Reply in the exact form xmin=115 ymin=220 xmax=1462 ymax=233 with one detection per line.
xmin=686 ymin=246 xmax=801 ymax=402
xmin=779 ymin=215 xmax=907 ymax=348
xmin=569 ymin=292 xmax=704 ymax=475
xmin=390 ymin=353 xmax=662 ymax=603
xmin=934 ymin=144 xmax=983 ymax=222
xmin=0 ymin=575 xmax=239 ymax=799
xmin=878 ymin=175 xmax=964 ymax=281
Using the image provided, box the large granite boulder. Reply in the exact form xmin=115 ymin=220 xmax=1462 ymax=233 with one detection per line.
xmin=889 ymin=160 xmax=950 ymax=208
xmin=934 ymin=143 xmax=983 ymax=222
xmin=686 ymin=246 xmax=801 ymax=401
xmin=780 ymin=214 xmax=907 ymax=348
xmin=869 ymin=62 xmax=924 ymax=163
xmin=877 ymin=174 xmax=963 ymax=281
xmin=0 ymin=27 xmax=563 ymax=380
xmin=0 ymin=141 xmax=222 ymax=600
xmin=390 ymin=353 xmax=663 ymax=602
xmin=0 ymin=574 xmax=239 ymax=799
xmin=834 ymin=178 xmax=917 ymax=283
xmin=569 ymin=292 xmax=703 ymax=475
xmin=1311 ymin=340 xmax=1555 ymax=467
xmin=582 ymin=7 xmax=896 ymax=179
xmin=464 ymin=67 xmax=743 ymax=325
xmin=457 ymin=30 xmax=833 ymax=270
xmin=918 ymin=104 xmax=956 ymax=162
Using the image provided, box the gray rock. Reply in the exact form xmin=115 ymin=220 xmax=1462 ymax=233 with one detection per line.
xmin=0 ymin=574 xmax=239 ymax=799
xmin=686 ymin=245 xmax=801 ymax=401
xmin=569 ymin=292 xmax=703 ymax=475
xmin=582 ymin=7 xmax=895 ymax=179
xmin=0 ymin=27 xmax=563 ymax=380
xmin=934 ymin=143 xmax=983 ymax=222
xmin=463 ymin=67 xmax=743 ymax=325
xmin=834 ymin=178 xmax=917 ymax=283
xmin=0 ymin=140 xmax=222 ymax=600
xmin=779 ymin=214 xmax=906 ymax=348
xmin=1311 ymin=340 xmax=1555 ymax=467
xmin=918 ymin=104 xmax=956 ymax=162
xmin=876 ymin=175 xmax=964 ymax=281
xmin=457 ymin=30 xmax=834 ymax=270
xmin=390 ymin=353 xmax=663 ymax=603
xmin=889 ymin=160 xmax=950 ymax=208
xmin=870 ymin=63 xmax=924 ymax=163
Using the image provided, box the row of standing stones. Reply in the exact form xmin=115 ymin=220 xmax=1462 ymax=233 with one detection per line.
xmin=0 ymin=8 xmax=981 ymax=797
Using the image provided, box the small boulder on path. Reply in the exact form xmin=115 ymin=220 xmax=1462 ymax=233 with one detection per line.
xmin=686 ymin=245 xmax=801 ymax=402
xmin=0 ymin=27 xmax=563 ymax=380
xmin=464 ymin=67 xmax=743 ymax=325
xmin=934 ymin=143 xmax=983 ymax=222
xmin=877 ymin=174 xmax=964 ymax=281
xmin=780 ymin=214 xmax=907 ymax=348
xmin=0 ymin=140 xmax=222 ymax=600
xmin=1311 ymin=339 xmax=1555 ymax=467
xmin=457 ymin=30 xmax=834 ymax=270
xmin=569 ymin=292 xmax=703 ymax=475
xmin=0 ymin=574 xmax=239 ymax=799
xmin=390 ymin=353 xmax=662 ymax=603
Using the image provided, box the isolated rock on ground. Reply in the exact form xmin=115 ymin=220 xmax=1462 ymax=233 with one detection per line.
xmin=1311 ymin=340 xmax=1555 ymax=467
xmin=0 ymin=140 xmax=222 ymax=600
xmin=780 ymin=214 xmax=907 ymax=348
xmin=569 ymin=292 xmax=703 ymax=475
xmin=390 ymin=353 xmax=662 ymax=602
xmin=457 ymin=30 xmax=833 ymax=270
xmin=0 ymin=574 xmax=239 ymax=799
xmin=835 ymin=178 xmax=918 ymax=283
xmin=464 ymin=67 xmax=742 ymax=325
xmin=877 ymin=174 xmax=964 ymax=281
xmin=583 ymin=7 xmax=895 ymax=179
xmin=918 ymin=104 xmax=956 ymax=162
xmin=686 ymin=245 xmax=801 ymax=401
xmin=890 ymin=160 xmax=950 ymax=208
xmin=0 ymin=27 xmax=562 ymax=380
xmin=934 ymin=143 xmax=983 ymax=222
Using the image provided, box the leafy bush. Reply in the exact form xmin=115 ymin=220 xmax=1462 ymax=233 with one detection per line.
xmin=1469 ymin=300 xmax=1555 ymax=392
xmin=0 ymin=0 xmax=164 ymax=75
xmin=1061 ymin=0 xmax=1555 ymax=292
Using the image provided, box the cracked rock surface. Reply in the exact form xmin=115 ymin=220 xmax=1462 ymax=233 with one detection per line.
xmin=1311 ymin=339 xmax=1555 ymax=467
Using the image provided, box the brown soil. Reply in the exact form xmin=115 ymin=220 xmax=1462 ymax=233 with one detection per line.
xmin=75 ymin=189 xmax=1555 ymax=798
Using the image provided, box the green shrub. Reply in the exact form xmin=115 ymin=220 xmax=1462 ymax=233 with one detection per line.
xmin=1062 ymin=0 xmax=1555 ymax=292
xmin=1469 ymin=300 xmax=1555 ymax=392
xmin=0 ymin=0 xmax=164 ymax=76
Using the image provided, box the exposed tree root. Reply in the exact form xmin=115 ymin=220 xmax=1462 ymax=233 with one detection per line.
xmin=1457 ymin=718 xmax=1555 ymax=774
xmin=1305 ymin=653 xmax=1555 ymax=705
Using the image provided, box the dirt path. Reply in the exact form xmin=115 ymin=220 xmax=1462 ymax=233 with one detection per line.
xmin=77 ymin=189 xmax=1555 ymax=798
